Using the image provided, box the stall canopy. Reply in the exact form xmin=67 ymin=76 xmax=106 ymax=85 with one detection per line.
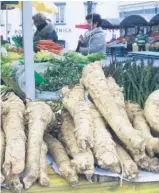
xmin=75 ymin=18 xmax=120 ymax=30
xmin=120 ymin=15 xmax=149 ymax=27
xmin=1 ymin=1 xmax=58 ymax=13
xmin=150 ymin=13 xmax=159 ymax=26
xmin=75 ymin=24 xmax=88 ymax=29
xmin=101 ymin=18 xmax=120 ymax=29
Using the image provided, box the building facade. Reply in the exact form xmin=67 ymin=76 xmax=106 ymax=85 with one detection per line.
xmin=119 ymin=1 xmax=159 ymax=18
xmin=53 ymin=1 xmax=119 ymax=49
xmin=1 ymin=1 xmax=119 ymax=50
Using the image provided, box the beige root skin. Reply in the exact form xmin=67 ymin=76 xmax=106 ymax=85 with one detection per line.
xmin=147 ymin=157 xmax=159 ymax=172
xmin=0 ymin=130 xmax=5 ymax=184
xmin=116 ymin=143 xmax=138 ymax=179
xmin=105 ymin=79 xmax=159 ymax=171
xmin=144 ymin=90 xmax=159 ymax=134
xmin=23 ymin=102 xmax=55 ymax=189
xmin=125 ymin=102 xmax=159 ymax=172
xmin=126 ymin=102 xmax=159 ymax=158
xmin=60 ymin=110 xmax=94 ymax=179
xmin=89 ymin=104 xmax=121 ymax=173
xmin=39 ymin=142 xmax=50 ymax=187
xmin=2 ymin=93 xmax=26 ymax=176
xmin=44 ymin=134 xmax=78 ymax=186
xmin=4 ymin=174 xmax=23 ymax=193
xmin=81 ymin=63 xmax=145 ymax=163
xmin=137 ymin=155 xmax=159 ymax=172
xmin=61 ymin=84 xmax=94 ymax=150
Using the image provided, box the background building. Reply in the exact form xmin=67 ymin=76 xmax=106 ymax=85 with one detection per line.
xmin=119 ymin=1 xmax=159 ymax=19
xmin=52 ymin=1 xmax=119 ymax=49
xmin=1 ymin=1 xmax=119 ymax=50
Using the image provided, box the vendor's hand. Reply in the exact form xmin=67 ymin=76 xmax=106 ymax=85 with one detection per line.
xmin=79 ymin=35 xmax=84 ymax=43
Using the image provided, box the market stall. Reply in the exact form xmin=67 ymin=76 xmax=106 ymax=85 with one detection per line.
xmin=1 ymin=57 xmax=159 ymax=193
xmin=1 ymin=3 xmax=159 ymax=193
xmin=148 ymin=14 xmax=159 ymax=52
xmin=1 ymin=1 xmax=60 ymax=100
xmin=113 ymin=15 xmax=149 ymax=56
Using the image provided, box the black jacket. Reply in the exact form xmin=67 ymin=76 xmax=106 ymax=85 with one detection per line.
xmin=34 ymin=21 xmax=58 ymax=43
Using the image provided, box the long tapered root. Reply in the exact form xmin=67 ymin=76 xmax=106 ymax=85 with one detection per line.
xmin=0 ymin=173 xmax=5 ymax=184
xmin=126 ymin=101 xmax=159 ymax=157
xmin=60 ymin=110 xmax=94 ymax=178
xmin=23 ymin=102 xmax=55 ymax=189
xmin=0 ymin=130 xmax=5 ymax=184
xmin=116 ymin=143 xmax=138 ymax=179
xmin=5 ymin=174 xmax=23 ymax=193
xmin=71 ymin=150 xmax=94 ymax=178
xmin=82 ymin=63 xmax=145 ymax=163
xmin=39 ymin=142 xmax=50 ymax=187
xmin=2 ymin=93 xmax=26 ymax=176
xmin=61 ymin=85 xmax=94 ymax=150
xmin=144 ymin=90 xmax=159 ymax=134
xmin=44 ymin=134 xmax=78 ymax=186
xmin=89 ymin=103 xmax=121 ymax=173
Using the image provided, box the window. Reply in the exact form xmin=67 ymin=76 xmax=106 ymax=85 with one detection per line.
xmin=84 ymin=2 xmax=97 ymax=16
xmin=55 ymin=2 xmax=66 ymax=25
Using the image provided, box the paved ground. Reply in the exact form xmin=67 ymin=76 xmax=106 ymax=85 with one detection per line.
xmin=106 ymin=56 xmax=159 ymax=66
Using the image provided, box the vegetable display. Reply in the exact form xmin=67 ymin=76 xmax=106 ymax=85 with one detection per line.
xmin=102 ymin=60 xmax=159 ymax=107
xmin=36 ymin=51 xmax=105 ymax=92
xmin=37 ymin=55 xmax=82 ymax=92
xmin=1 ymin=57 xmax=159 ymax=193
xmin=34 ymin=50 xmax=55 ymax=62
xmin=36 ymin=40 xmax=63 ymax=55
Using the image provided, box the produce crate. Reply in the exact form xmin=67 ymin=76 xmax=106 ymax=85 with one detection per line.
xmin=114 ymin=48 xmax=126 ymax=56
xmin=106 ymin=47 xmax=126 ymax=57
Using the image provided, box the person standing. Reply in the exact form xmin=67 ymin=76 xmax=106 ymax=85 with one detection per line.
xmin=32 ymin=13 xmax=58 ymax=43
xmin=77 ymin=14 xmax=106 ymax=55
xmin=136 ymin=29 xmax=146 ymax=51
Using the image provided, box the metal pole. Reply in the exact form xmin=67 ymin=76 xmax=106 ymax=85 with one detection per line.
xmin=22 ymin=1 xmax=35 ymax=100
xmin=6 ymin=5 xmax=8 ymax=40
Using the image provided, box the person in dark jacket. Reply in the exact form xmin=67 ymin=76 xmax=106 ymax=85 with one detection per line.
xmin=32 ymin=13 xmax=58 ymax=43
xmin=76 ymin=14 xmax=106 ymax=55
xmin=136 ymin=29 xmax=146 ymax=51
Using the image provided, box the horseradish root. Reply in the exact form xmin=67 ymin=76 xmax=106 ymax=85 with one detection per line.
xmin=44 ymin=134 xmax=78 ymax=186
xmin=23 ymin=102 xmax=55 ymax=189
xmin=126 ymin=102 xmax=159 ymax=157
xmin=60 ymin=110 xmax=94 ymax=179
xmin=116 ymin=143 xmax=138 ymax=179
xmin=61 ymin=84 xmax=94 ymax=150
xmin=39 ymin=142 xmax=50 ymax=187
xmin=144 ymin=90 xmax=159 ymax=134
xmin=82 ymin=63 xmax=145 ymax=163
xmin=2 ymin=93 xmax=26 ymax=177
xmin=89 ymin=104 xmax=121 ymax=173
